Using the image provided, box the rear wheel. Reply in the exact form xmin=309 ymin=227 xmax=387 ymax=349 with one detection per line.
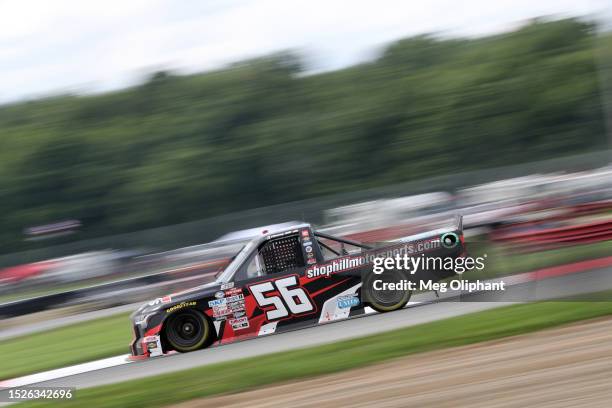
xmin=363 ymin=270 xmax=411 ymax=313
xmin=164 ymin=309 xmax=211 ymax=352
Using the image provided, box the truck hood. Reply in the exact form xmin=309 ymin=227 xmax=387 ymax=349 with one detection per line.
xmin=131 ymin=280 xmax=221 ymax=319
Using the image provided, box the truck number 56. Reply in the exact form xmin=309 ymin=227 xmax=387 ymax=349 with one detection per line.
xmin=249 ymin=276 xmax=314 ymax=321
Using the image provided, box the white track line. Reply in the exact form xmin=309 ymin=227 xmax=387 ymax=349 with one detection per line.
xmin=0 ymin=355 xmax=132 ymax=388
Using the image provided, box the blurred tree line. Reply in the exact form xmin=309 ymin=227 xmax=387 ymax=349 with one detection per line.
xmin=0 ymin=18 xmax=609 ymax=251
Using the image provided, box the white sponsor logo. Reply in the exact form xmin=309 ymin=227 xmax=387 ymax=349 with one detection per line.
xmin=306 ymin=257 xmax=364 ymax=278
xmin=337 ymin=294 xmax=360 ymax=309
xmin=229 ymin=316 xmax=249 ymax=330
xmin=226 ymin=294 xmax=244 ymax=302
xmin=208 ymin=298 xmax=226 ymax=307
xmin=212 ymin=306 xmax=233 ymax=318
xmin=220 ymin=282 xmax=235 ymax=290
xmin=225 ymin=287 xmax=242 ymax=296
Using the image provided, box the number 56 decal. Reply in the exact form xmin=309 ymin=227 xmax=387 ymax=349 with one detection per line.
xmin=249 ymin=275 xmax=315 ymax=321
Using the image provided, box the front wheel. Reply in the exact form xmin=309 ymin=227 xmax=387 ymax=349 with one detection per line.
xmin=363 ymin=270 xmax=411 ymax=313
xmin=164 ymin=309 xmax=211 ymax=353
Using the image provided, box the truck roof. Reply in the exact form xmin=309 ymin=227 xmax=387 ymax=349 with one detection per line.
xmin=214 ymin=222 xmax=313 ymax=283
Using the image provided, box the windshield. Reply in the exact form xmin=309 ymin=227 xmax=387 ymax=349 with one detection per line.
xmin=214 ymin=238 xmax=260 ymax=283
xmin=213 ymin=253 xmax=236 ymax=279
xmin=152 ymin=239 xmax=250 ymax=283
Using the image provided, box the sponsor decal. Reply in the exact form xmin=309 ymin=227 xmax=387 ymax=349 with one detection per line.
xmin=220 ymin=282 xmax=235 ymax=290
xmin=305 ymin=245 xmax=313 ymax=253
xmin=228 ymin=301 xmax=245 ymax=311
xmin=214 ymin=291 xmax=225 ymax=299
xmin=211 ymin=293 xmax=245 ymax=314
xmin=307 ymin=258 xmax=317 ymax=265
xmin=208 ymin=298 xmax=226 ymax=307
xmin=225 ymin=287 xmax=242 ymax=296
xmin=142 ymin=335 xmax=163 ymax=357
xmin=148 ymin=296 xmax=172 ymax=307
xmin=337 ymin=294 xmax=360 ymax=309
xmin=213 ymin=299 xmax=246 ymax=320
xmin=229 ymin=316 xmax=249 ymax=330
xmin=209 ymin=295 xmax=244 ymax=308
xmin=166 ymin=301 xmax=196 ymax=313
xmin=212 ymin=306 xmax=233 ymax=319
xmin=302 ymin=240 xmax=312 ymax=246
xmin=227 ymin=294 xmax=244 ymax=302
xmin=306 ymin=256 xmax=364 ymax=278
xmin=269 ymin=229 xmax=299 ymax=239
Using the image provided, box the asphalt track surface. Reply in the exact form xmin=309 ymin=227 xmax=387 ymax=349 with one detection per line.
xmin=0 ymin=265 xmax=610 ymax=402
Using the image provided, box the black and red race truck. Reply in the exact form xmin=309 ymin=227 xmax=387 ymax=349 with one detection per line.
xmin=130 ymin=218 xmax=464 ymax=358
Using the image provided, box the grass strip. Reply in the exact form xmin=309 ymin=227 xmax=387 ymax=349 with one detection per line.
xmin=0 ymin=312 xmax=132 ymax=380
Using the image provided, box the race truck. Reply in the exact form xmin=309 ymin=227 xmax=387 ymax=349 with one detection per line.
xmin=130 ymin=218 xmax=464 ymax=358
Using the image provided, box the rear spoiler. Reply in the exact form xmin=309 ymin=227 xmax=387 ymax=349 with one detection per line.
xmin=455 ymin=214 xmax=463 ymax=232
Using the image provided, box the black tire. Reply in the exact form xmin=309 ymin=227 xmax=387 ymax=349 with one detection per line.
xmin=164 ymin=309 xmax=211 ymax=353
xmin=363 ymin=270 xmax=411 ymax=313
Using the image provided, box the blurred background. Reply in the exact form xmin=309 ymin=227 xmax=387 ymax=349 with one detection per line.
xmin=0 ymin=0 xmax=611 ymax=328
